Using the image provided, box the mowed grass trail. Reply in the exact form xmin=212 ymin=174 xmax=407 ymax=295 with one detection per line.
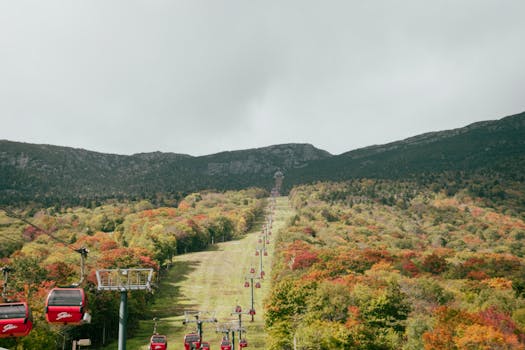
xmin=103 ymin=196 xmax=292 ymax=350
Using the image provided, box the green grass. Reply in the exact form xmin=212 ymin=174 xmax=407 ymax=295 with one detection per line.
xmin=102 ymin=197 xmax=293 ymax=349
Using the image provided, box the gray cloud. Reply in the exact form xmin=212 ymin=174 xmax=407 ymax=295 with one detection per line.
xmin=1 ymin=0 xmax=524 ymax=156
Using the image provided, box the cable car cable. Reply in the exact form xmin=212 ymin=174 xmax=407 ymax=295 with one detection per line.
xmin=0 ymin=206 xmax=87 ymax=257
xmin=0 ymin=206 xmax=89 ymax=287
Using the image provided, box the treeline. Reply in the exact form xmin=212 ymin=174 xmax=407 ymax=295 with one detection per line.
xmin=0 ymin=188 xmax=266 ymax=349
xmin=265 ymin=178 xmax=525 ymax=349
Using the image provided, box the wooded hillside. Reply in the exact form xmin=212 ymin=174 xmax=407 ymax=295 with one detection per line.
xmin=0 ymin=188 xmax=265 ymax=348
xmin=2 ymin=111 xmax=523 ymax=206
xmin=266 ymin=178 xmax=525 ymax=349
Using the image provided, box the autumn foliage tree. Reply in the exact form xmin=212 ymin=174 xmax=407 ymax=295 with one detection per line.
xmin=266 ymin=179 xmax=525 ymax=349
xmin=0 ymin=188 xmax=265 ymax=349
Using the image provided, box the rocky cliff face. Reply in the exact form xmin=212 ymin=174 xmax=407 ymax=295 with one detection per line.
xmin=204 ymin=143 xmax=332 ymax=175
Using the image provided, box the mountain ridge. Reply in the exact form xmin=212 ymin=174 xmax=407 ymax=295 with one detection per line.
xmin=283 ymin=111 xmax=525 ymax=188
xmin=340 ymin=111 xmax=524 ymax=159
xmin=0 ymin=141 xmax=332 ymax=205
xmin=1 ymin=111 xmax=524 ymax=205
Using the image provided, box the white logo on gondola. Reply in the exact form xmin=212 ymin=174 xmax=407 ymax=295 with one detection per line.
xmin=56 ymin=312 xmax=73 ymax=320
xmin=2 ymin=324 xmax=18 ymax=333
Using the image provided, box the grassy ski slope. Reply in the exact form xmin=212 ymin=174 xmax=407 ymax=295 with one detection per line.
xmin=103 ymin=196 xmax=292 ymax=350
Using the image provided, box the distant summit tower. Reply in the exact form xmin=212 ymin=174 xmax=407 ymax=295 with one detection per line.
xmin=273 ymin=170 xmax=284 ymax=196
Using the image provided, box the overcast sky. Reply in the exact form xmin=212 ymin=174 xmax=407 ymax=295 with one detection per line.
xmin=1 ymin=1 xmax=524 ymax=156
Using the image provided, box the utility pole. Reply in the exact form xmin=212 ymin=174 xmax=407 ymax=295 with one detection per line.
xmin=255 ymin=242 xmax=268 ymax=279
xmin=153 ymin=317 xmax=159 ymax=334
xmin=96 ymin=268 xmax=154 ymax=350
xmin=231 ymin=305 xmax=249 ymax=342
xmin=217 ymin=318 xmax=248 ymax=350
xmin=216 ymin=322 xmax=234 ymax=350
xmin=217 ymin=319 xmax=246 ymax=350
xmin=1 ymin=266 xmax=13 ymax=302
xmin=244 ymin=270 xmax=262 ymax=322
xmin=118 ymin=289 xmax=127 ymax=350
xmin=183 ymin=311 xmax=217 ymax=348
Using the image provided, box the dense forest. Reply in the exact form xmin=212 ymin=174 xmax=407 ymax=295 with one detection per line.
xmin=1 ymin=111 xmax=524 ymax=349
xmin=0 ymin=142 xmax=328 ymax=206
xmin=3 ymin=174 xmax=525 ymax=349
xmin=0 ymin=188 xmax=266 ymax=348
xmin=1 ymin=111 xmax=523 ymax=206
xmin=265 ymin=176 xmax=525 ymax=349
xmin=283 ymin=111 xmax=525 ymax=191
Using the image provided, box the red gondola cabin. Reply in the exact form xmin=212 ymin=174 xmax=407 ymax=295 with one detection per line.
xmin=0 ymin=302 xmax=33 ymax=338
xmin=239 ymin=339 xmax=248 ymax=348
xmin=45 ymin=288 xmax=86 ymax=325
xmin=220 ymin=339 xmax=232 ymax=350
xmin=201 ymin=341 xmax=211 ymax=349
xmin=149 ymin=334 xmax=168 ymax=350
xmin=184 ymin=333 xmax=200 ymax=350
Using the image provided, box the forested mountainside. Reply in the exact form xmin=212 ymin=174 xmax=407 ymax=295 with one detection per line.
xmin=265 ymin=179 xmax=525 ymax=349
xmin=0 ymin=142 xmax=329 ymax=206
xmin=1 ymin=111 xmax=524 ymax=206
xmin=284 ymin=111 xmax=525 ymax=190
